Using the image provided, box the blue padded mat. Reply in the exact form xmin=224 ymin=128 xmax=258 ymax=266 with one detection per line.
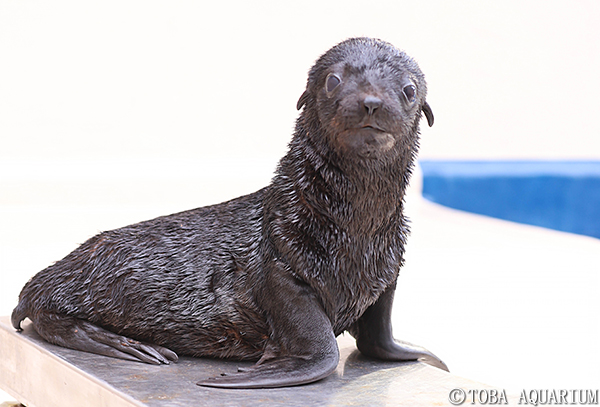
xmin=420 ymin=160 xmax=600 ymax=239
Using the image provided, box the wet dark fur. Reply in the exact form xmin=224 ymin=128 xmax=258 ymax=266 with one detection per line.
xmin=15 ymin=196 xmax=270 ymax=360
xmin=13 ymin=38 xmax=442 ymax=387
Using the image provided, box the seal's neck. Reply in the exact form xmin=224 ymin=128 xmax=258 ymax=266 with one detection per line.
xmin=277 ymin=120 xmax=416 ymax=235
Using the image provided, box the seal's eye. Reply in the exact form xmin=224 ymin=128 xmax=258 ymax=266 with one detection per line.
xmin=402 ymin=85 xmax=417 ymax=103
xmin=325 ymin=73 xmax=341 ymax=93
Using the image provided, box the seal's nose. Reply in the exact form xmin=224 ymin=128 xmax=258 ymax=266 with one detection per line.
xmin=363 ymin=95 xmax=382 ymax=116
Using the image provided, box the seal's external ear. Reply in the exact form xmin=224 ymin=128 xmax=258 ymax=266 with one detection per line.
xmin=422 ymin=101 xmax=434 ymax=127
xmin=297 ymin=90 xmax=309 ymax=110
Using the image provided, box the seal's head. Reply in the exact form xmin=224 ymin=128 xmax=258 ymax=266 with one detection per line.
xmin=297 ymin=38 xmax=433 ymax=161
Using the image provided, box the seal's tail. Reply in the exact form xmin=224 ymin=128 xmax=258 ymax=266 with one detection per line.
xmin=11 ymin=299 xmax=28 ymax=331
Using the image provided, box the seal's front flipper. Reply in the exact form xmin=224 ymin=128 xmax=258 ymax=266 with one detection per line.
xmin=350 ymin=282 xmax=449 ymax=372
xmin=29 ymin=310 xmax=178 ymax=365
xmin=198 ymin=353 xmax=338 ymax=388
xmin=382 ymin=338 xmax=449 ymax=372
xmin=198 ymin=267 xmax=339 ymax=388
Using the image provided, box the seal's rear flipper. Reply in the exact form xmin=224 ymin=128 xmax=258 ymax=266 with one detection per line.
xmin=11 ymin=301 xmax=28 ymax=331
xmin=28 ymin=310 xmax=178 ymax=365
xmin=197 ymin=352 xmax=338 ymax=388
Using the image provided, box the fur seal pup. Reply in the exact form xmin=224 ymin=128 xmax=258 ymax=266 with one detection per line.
xmin=12 ymin=37 xmax=445 ymax=389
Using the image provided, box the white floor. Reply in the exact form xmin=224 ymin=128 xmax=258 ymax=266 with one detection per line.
xmin=1 ymin=164 xmax=599 ymax=403
xmin=396 ymin=197 xmax=600 ymax=391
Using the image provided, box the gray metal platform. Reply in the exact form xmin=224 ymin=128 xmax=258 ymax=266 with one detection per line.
xmin=0 ymin=316 xmax=501 ymax=406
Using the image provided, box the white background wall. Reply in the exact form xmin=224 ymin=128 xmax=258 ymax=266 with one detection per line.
xmin=1 ymin=0 xmax=599 ymax=400
xmin=1 ymin=0 xmax=599 ymax=166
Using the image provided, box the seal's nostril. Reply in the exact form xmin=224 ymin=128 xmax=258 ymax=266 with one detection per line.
xmin=363 ymin=95 xmax=382 ymax=115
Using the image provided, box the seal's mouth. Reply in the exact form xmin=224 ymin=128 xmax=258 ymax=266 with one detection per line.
xmin=360 ymin=124 xmax=386 ymax=132
xmin=337 ymin=124 xmax=396 ymax=157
